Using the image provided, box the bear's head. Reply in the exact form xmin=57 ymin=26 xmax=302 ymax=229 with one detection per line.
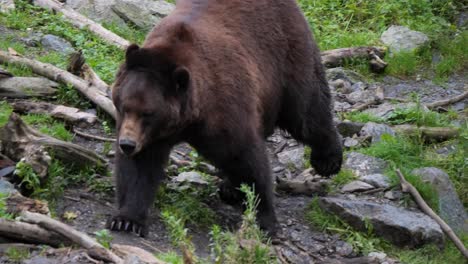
xmin=112 ymin=42 xmax=191 ymax=156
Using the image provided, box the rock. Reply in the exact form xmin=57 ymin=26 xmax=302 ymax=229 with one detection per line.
xmin=0 ymin=0 xmax=14 ymax=12
xmin=412 ymin=167 xmax=468 ymax=233
xmin=337 ymin=121 xmax=365 ymax=138
xmin=173 ymin=171 xmax=208 ymax=185
xmin=21 ymin=33 xmax=44 ymax=47
xmin=351 ymin=81 xmax=368 ymax=92
xmin=341 ymin=181 xmax=374 ymax=193
xmin=381 ymin=25 xmax=429 ymax=52
xmin=359 ymin=122 xmax=395 ymax=143
xmin=0 ymin=178 xmax=17 ymax=195
xmin=326 ymin=67 xmax=366 ymax=85
xmin=66 ymin=0 xmax=125 ymax=25
xmin=329 ymin=79 xmax=352 ymax=94
xmin=344 ymin=152 xmax=387 ymax=177
xmin=335 ymin=241 xmax=353 ymax=257
xmin=343 ymin=137 xmax=359 ymax=148
xmin=363 ymin=102 xmax=418 ymax=119
xmin=40 ymin=35 xmax=74 ymax=54
xmin=334 ymin=101 xmax=352 ymax=112
xmin=457 ymin=11 xmax=468 ymax=28
xmin=277 ymin=147 xmax=305 ymax=170
xmin=361 ymin=174 xmax=390 ymax=189
xmin=368 ymin=252 xmax=387 ymax=262
xmin=435 ymin=144 xmax=457 ymax=157
xmin=111 ymin=0 xmax=175 ymax=30
xmin=319 ymin=197 xmax=444 ymax=247
xmin=347 ymin=89 xmax=376 ymax=104
xmin=384 ymin=190 xmax=402 ymax=201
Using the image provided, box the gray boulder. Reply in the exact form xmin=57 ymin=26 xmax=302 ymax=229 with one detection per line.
xmin=66 ymin=0 xmax=125 ymax=25
xmin=277 ymin=147 xmax=305 ymax=171
xmin=359 ymin=122 xmax=395 ymax=143
xmin=343 ymin=152 xmax=387 ymax=177
xmin=0 ymin=178 xmax=17 ymax=195
xmin=111 ymin=0 xmax=175 ymax=30
xmin=341 ymin=181 xmax=374 ymax=193
xmin=173 ymin=171 xmax=208 ymax=185
xmin=361 ymin=174 xmax=391 ymax=189
xmin=381 ymin=25 xmax=429 ymax=52
xmin=319 ymin=197 xmax=444 ymax=247
xmin=0 ymin=0 xmax=14 ymax=12
xmin=337 ymin=121 xmax=365 ymax=138
xmin=41 ymin=35 xmax=74 ymax=54
xmin=412 ymin=167 xmax=468 ymax=233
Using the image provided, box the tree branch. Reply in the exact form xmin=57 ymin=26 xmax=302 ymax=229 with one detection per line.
xmin=396 ymin=169 xmax=468 ymax=259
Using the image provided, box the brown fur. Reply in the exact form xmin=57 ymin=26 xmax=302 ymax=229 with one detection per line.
xmin=109 ymin=0 xmax=342 ymax=237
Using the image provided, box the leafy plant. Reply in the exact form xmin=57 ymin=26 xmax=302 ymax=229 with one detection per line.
xmin=6 ymin=247 xmax=30 ymax=263
xmin=14 ymin=160 xmax=41 ymax=192
xmin=94 ymin=229 xmax=113 ymax=249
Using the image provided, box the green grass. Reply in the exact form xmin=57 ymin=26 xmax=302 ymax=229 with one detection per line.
xmin=0 ymin=192 xmax=14 ymax=219
xmin=307 ymin=198 xmax=388 ymax=255
xmin=5 ymin=247 xmax=30 ymax=262
xmin=22 ymin=113 xmax=73 ymax=141
xmin=159 ymin=185 xmax=277 ymax=264
xmin=297 ymin=0 xmax=466 ymax=78
xmin=0 ymin=0 xmax=125 ymax=83
xmin=342 ymin=111 xmax=384 ymax=124
xmin=155 ymin=184 xmax=218 ymax=228
xmin=0 ymin=101 xmax=13 ymax=126
xmin=330 ymin=169 xmax=357 ymax=191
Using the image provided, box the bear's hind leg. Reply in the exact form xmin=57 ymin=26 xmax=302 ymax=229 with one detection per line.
xmin=193 ymin=134 xmax=278 ymax=236
xmin=108 ymin=144 xmax=170 ymax=237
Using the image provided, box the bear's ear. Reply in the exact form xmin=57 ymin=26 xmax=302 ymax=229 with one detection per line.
xmin=125 ymin=44 xmax=140 ymax=59
xmin=173 ymin=66 xmax=190 ymax=93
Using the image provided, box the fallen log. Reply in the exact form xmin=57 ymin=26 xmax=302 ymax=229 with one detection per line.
xmin=20 ymin=211 xmax=123 ymax=263
xmin=11 ymin=100 xmax=97 ymax=126
xmin=0 ymin=113 xmax=105 ymax=172
xmin=425 ymin=89 xmax=468 ymax=109
xmin=276 ymin=178 xmax=329 ymax=196
xmin=0 ymin=77 xmax=58 ymax=98
xmin=0 ymin=50 xmax=117 ymax=119
xmin=33 ymin=0 xmax=130 ymax=49
xmin=393 ymin=125 xmax=459 ymax=141
xmin=321 ymin=46 xmax=387 ymax=70
xmin=396 ymin=169 xmax=468 ymax=260
xmin=67 ymin=51 xmax=110 ymax=96
xmin=0 ymin=218 xmax=64 ymax=247
xmin=113 ymin=244 xmax=168 ymax=264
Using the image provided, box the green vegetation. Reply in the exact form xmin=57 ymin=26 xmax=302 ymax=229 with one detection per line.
xmin=159 ymin=185 xmax=277 ymax=264
xmin=155 ymin=181 xmax=218 ymax=228
xmin=5 ymin=247 xmax=30 ymax=263
xmin=330 ymin=169 xmax=357 ymax=191
xmin=343 ymin=99 xmax=458 ymax=128
xmin=14 ymin=160 xmax=41 ymax=193
xmin=22 ymin=113 xmax=73 ymax=141
xmin=298 ymin=0 xmax=467 ymax=79
xmin=0 ymin=192 xmax=14 ymax=219
xmin=0 ymin=0 xmax=124 ymax=83
xmin=306 ymin=198 xmax=468 ymax=263
xmin=0 ymin=101 xmax=13 ymax=126
xmin=94 ymin=229 xmax=113 ymax=249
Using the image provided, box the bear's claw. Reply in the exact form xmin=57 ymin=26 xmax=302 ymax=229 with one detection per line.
xmin=107 ymin=216 xmax=147 ymax=237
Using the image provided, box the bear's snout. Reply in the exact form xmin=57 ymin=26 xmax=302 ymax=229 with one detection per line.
xmin=119 ymin=138 xmax=137 ymax=156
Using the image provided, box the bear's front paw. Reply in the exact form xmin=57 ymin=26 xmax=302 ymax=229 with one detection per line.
xmin=107 ymin=215 xmax=148 ymax=237
xmin=219 ymin=179 xmax=244 ymax=206
xmin=310 ymin=147 xmax=343 ymax=177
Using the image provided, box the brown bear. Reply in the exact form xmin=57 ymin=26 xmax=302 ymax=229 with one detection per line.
xmin=108 ymin=0 xmax=343 ymax=237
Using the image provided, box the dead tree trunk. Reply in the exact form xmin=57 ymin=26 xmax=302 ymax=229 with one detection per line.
xmin=0 ymin=77 xmax=58 ymax=98
xmin=0 ymin=113 xmax=106 ymax=175
xmin=0 ymin=50 xmax=117 ymax=119
xmin=320 ymin=46 xmax=387 ymax=71
xmin=11 ymin=100 xmax=97 ymax=126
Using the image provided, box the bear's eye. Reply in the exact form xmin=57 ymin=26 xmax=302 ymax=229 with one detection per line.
xmin=142 ymin=112 xmax=154 ymax=118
